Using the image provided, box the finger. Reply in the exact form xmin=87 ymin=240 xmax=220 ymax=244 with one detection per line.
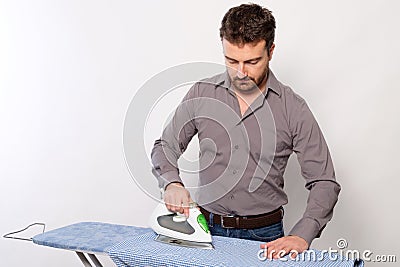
xmin=267 ymin=247 xmax=277 ymax=259
xmin=288 ymin=249 xmax=298 ymax=259
xmin=267 ymin=243 xmax=285 ymax=259
xmin=265 ymin=240 xmax=278 ymax=249
xmin=188 ymin=198 xmax=200 ymax=210
xmin=173 ymin=201 xmax=183 ymax=213
xmin=266 ymin=236 xmax=284 ymax=246
xmin=170 ymin=200 xmax=179 ymax=212
xmin=275 ymin=247 xmax=289 ymax=259
xmin=169 ymin=196 xmax=183 ymax=214
xmin=268 ymin=246 xmax=282 ymax=259
xmin=178 ymin=202 xmax=185 ymax=214
xmin=164 ymin=196 xmax=172 ymax=211
xmin=265 ymin=240 xmax=281 ymax=256
xmin=182 ymin=198 xmax=189 ymax=217
xmin=165 ymin=196 xmax=180 ymax=213
xmin=265 ymin=244 xmax=276 ymax=259
xmin=188 ymin=197 xmax=196 ymax=207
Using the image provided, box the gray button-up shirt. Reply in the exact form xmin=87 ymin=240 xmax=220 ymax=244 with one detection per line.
xmin=151 ymin=70 xmax=341 ymax=245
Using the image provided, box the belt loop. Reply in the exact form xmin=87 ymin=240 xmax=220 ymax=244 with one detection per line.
xmin=235 ymin=217 xmax=240 ymax=228
xmin=208 ymin=212 xmax=214 ymax=228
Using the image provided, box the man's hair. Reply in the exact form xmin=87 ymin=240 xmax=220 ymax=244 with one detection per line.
xmin=220 ymin=3 xmax=276 ymax=50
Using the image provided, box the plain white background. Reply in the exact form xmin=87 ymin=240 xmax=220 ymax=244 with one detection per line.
xmin=1 ymin=0 xmax=399 ymax=266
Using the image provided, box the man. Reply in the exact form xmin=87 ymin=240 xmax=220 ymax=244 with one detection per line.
xmin=151 ymin=3 xmax=340 ymax=258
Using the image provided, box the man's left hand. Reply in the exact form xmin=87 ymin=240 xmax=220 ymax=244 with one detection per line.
xmin=260 ymin=235 xmax=308 ymax=259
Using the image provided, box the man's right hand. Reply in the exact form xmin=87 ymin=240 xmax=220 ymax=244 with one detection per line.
xmin=164 ymin=182 xmax=192 ymax=217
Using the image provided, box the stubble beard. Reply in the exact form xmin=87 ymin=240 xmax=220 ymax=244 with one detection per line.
xmin=231 ymin=65 xmax=269 ymax=95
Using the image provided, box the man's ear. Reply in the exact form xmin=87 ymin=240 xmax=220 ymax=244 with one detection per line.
xmin=268 ymin=43 xmax=275 ymax=59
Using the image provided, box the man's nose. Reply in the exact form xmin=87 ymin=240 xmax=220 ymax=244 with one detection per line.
xmin=236 ymin=63 xmax=247 ymax=79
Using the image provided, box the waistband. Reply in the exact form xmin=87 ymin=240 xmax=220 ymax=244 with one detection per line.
xmin=199 ymin=206 xmax=283 ymax=229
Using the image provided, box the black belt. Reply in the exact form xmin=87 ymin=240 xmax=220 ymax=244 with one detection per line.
xmin=199 ymin=206 xmax=283 ymax=229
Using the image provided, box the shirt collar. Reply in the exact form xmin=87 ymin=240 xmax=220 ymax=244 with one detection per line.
xmin=265 ymin=70 xmax=281 ymax=97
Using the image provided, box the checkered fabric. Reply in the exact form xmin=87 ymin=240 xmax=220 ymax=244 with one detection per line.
xmin=108 ymin=231 xmax=364 ymax=267
xmin=33 ymin=222 xmax=363 ymax=267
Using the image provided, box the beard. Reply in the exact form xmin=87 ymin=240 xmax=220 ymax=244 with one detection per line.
xmin=232 ymin=76 xmax=259 ymax=92
xmin=231 ymin=66 xmax=269 ymax=94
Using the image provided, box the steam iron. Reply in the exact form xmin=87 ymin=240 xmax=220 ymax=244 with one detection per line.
xmin=148 ymin=202 xmax=214 ymax=249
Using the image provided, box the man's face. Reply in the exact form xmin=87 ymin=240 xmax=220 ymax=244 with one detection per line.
xmin=222 ymin=39 xmax=274 ymax=94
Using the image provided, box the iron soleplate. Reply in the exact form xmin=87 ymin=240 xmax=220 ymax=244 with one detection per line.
xmin=155 ymin=234 xmax=214 ymax=250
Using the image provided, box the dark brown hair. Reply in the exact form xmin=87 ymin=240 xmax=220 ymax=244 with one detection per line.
xmin=220 ymin=3 xmax=276 ymax=50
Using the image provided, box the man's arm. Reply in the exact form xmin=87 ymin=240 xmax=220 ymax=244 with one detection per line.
xmin=262 ymin=95 xmax=340 ymax=258
xmin=151 ymin=84 xmax=199 ymax=213
xmin=288 ymin=98 xmax=341 ymax=246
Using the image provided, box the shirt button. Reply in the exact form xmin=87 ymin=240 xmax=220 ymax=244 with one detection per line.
xmin=234 ymin=145 xmax=239 ymax=149
xmin=232 ymin=170 xmax=237 ymax=174
xmin=230 ymin=195 xmax=234 ymax=199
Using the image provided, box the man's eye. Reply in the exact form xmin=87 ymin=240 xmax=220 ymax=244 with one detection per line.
xmin=228 ymin=60 xmax=238 ymax=64
xmin=248 ymin=61 xmax=259 ymax=65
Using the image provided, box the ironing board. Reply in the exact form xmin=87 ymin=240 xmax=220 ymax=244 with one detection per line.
xmin=33 ymin=222 xmax=364 ymax=267
xmin=32 ymin=222 xmax=151 ymax=267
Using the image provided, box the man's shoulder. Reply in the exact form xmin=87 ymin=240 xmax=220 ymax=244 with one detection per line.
xmin=273 ymin=75 xmax=306 ymax=105
xmin=198 ymin=72 xmax=226 ymax=87
xmin=186 ymin=72 xmax=226 ymax=97
xmin=183 ymin=72 xmax=226 ymax=100
xmin=270 ymin=73 xmax=310 ymax=120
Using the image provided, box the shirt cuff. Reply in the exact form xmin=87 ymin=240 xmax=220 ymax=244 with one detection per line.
xmin=288 ymin=217 xmax=321 ymax=247
xmin=156 ymin=170 xmax=182 ymax=190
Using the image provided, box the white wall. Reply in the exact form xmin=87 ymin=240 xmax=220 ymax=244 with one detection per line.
xmin=1 ymin=0 xmax=399 ymax=266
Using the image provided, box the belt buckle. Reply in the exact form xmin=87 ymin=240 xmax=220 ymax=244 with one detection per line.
xmin=220 ymin=215 xmax=236 ymax=228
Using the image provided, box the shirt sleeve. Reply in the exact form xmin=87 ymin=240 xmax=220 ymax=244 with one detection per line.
xmin=150 ymin=83 xmax=198 ymax=189
xmin=288 ymin=96 xmax=341 ymax=246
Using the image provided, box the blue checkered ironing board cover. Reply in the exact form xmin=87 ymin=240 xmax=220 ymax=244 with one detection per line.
xmin=33 ymin=222 xmax=364 ymax=267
